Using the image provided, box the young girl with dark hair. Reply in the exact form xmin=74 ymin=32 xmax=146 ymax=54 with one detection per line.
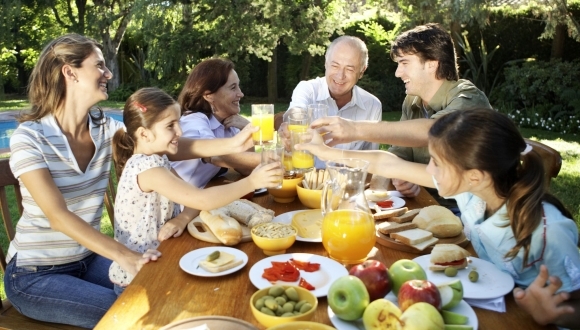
xmin=110 ymin=87 xmax=283 ymax=294
xmin=298 ymin=108 xmax=580 ymax=328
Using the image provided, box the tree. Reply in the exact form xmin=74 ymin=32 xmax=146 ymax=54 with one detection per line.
xmin=528 ymin=0 xmax=580 ymax=59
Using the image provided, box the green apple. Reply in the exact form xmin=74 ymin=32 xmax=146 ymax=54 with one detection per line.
xmin=399 ymin=302 xmax=445 ymax=330
xmin=362 ymin=298 xmax=402 ymax=330
xmin=388 ymin=259 xmax=427 ymax=296
xmin=444 ymin=325 xmax=473 ymax=330
xmin=437 ymin=279 xmax=464 ymax=310
xmin=327 ymin=275 xmax=370 ymax=321
xmin=441 ymin=310 xmax=469 ymax=325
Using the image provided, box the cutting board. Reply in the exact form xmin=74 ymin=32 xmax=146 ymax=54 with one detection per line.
xmin=187 ymin=216 xmax=252 ymax=244
xmin=375 ymin=229 xmax=468 ymax=254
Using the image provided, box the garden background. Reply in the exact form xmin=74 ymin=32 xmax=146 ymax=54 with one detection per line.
xmin=1 ymin=0 xmax=579 ymax=299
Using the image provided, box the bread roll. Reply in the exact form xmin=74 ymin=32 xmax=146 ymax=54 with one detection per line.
xmin=226 ymin=199 xmax=275 ymax=228
xmin=412 ymin=205 xmax=462 ymax=238
xmin=199 ymin=208 xmax=243 ymax=245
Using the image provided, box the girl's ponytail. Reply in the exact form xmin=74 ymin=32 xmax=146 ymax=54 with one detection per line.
xmin=505 ymin=149 xmax=545 ymax=263
xmin=112 ymin=128 xmax=135 ymax=175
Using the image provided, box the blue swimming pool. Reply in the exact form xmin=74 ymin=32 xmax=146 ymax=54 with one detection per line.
xmin=0 ymin=112 xmax=123 ymax=150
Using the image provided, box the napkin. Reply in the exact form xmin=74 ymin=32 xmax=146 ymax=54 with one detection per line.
xmin=464 ymin=296 xmax=506 ymax=312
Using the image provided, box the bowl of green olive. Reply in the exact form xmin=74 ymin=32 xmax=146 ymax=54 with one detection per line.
xmin=249 ymin=285 xmax=317 ymax=328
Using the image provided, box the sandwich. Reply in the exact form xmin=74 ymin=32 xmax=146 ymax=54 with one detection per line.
xmin=373 ymin=207 xmax=408 ymax=221
xmin=429 ymin=244 xmax=470 ymax=271
xmin=198 ymin=250 xmax=243 ymax=273
xmin=412 ymin=205 xmax=463 ymax=238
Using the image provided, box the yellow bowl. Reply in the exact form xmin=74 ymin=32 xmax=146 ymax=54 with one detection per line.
xmin=268 ymin=176 xmax=303 ymax=203
xmin=251 ymin=223 xmax=297 ymax=256
xmin=296 ymin=182 xmax=323 ymax=209
xmin=267 ymin=321 xmax=336 ymax=330
xmin=250 ymin=286 xmax=318 ymax=328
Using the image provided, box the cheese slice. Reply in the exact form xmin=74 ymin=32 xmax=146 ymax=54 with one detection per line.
xmin=198 ymin=251 xmax=239 ymax=273
xmin=292 ymin=209 xmax=323 ymax=239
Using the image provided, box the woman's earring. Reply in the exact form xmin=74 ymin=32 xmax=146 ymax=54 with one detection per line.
xmin=210 ymin=103 xmax=215 ymax=114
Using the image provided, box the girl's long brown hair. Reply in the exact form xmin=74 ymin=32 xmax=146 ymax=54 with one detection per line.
xmin=429 ymin=109 xmax=572 ymax=266
xmin=21 ymin=33 xmax=104 ymax=123
xmin=112 ymin=87 xmax=178 ymax=175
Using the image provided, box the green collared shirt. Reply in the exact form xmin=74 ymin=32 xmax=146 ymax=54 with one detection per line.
xmin=388 ymin=79 xmax=492 ymax=208
xmin=388 ymin=79 xmax=492 ymax=165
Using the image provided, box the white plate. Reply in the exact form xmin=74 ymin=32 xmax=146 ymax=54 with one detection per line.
xmin=328 ymin=292 xmax=478 ymax=330
xmin=368 ymin=196 xmax=406 ymax=210
xmin=273 ymin=210 xmax=322 ymax=242
xmin=413 ymin=254 xmax=515 ymax=299
xmin=179 ymin=247 xmax=248 ymax=277
xmin=249 ymin=253 xmax=348 ymax=297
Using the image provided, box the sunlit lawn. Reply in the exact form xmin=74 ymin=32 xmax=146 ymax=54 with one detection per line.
xmin=1 ymin=100 xmax=579 ymax=300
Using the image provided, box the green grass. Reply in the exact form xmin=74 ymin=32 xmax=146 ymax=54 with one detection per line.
xmin=1 ymin=100 xmax=579 ymax=300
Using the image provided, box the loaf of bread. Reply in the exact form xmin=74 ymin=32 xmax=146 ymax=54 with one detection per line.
xmin=199 ymin=208 xmax=243 ymax=245
xmin=226 ymin=199 xmax=275 ymax=228
xmin=412 ymin=205 xmax=463 ymax=238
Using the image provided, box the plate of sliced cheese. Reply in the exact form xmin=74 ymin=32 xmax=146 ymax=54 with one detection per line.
xmin=273 ymin=210 xmax=323 ymax=242
xmin=179 ymin=247 xmax=248 ymax=277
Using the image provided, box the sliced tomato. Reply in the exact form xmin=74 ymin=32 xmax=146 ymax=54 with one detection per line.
xmin=435 ymin=258 xmax=466 ymax=267
xmin=262 ymin=261 xmax=301 ymax=282
xmin=298 ymin=277 xmax=315 ymax=290
xmin=289 ymin=259 xmax=321 ymax=272
xmin=376 ymin=200 xmax=394 ymax=208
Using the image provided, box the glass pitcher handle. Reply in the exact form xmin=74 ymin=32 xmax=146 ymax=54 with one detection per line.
xmin=321 ymin=179 xmax=330 ymax=217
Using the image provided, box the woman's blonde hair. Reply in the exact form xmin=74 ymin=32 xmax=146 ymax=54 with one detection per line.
xmin=112 ymin=87 xmax=178 ymax=175
xmin=20 ymin=33 xmax=104 ymax=123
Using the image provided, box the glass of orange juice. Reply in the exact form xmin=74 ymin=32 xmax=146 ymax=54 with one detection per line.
xmin=290 ymin=129 xmax=315 ymax=173
xmin=287 ymin=108 xmax=310 ymax=133
xmin=251 ymin=104 xmax=274 ymax=145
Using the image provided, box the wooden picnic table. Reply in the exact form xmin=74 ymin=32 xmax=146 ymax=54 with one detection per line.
xmin=95 ymin=171 xmax=553 ymax=330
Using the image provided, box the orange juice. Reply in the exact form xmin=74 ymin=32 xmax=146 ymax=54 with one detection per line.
xmin=288 ymin=124 xmax=308 ymax=132
xmin=251 ymin=114 xmax=274 ymax=143
xmin=292 ymin=152 xmax=314 ymax=169
xmin=321 ymin=209 xmax=376 ymax=264
xmin=283 ymin=154 xmax=294 ymax=172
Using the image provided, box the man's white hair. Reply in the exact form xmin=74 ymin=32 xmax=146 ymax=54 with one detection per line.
xmin=325 ymin=36 xmax=368 ymax=71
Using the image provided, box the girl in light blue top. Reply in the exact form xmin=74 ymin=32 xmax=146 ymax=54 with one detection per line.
xmin=298 ymin=108 xmax=580 ymax=328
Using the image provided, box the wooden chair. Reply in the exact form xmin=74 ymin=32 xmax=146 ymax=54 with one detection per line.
xmin=0 ymin=159 xmax=85 ymax=329
xmin=103 ymin=167 xmax=117 ymax=229
xmin=525 ymin=138 xmax=562 ymax=186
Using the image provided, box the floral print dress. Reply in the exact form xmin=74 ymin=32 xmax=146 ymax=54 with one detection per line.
xmin=109 ymin=154 xmax=179 ymax=287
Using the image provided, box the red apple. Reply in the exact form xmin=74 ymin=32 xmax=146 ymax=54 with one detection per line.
xmin=349 ymin=260 xmax=391 ymax=301
xmin=397 ymin=279 xmax=441 ymax=312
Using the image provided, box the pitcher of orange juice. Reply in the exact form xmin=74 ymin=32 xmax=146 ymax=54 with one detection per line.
xmin=321 ymin=158 xmax=375 ymax=265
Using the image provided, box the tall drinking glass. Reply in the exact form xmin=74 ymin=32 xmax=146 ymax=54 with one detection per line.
xmin=308 ymin=103 xmax=328 ymax=122
xmin=251 ymin=104 xmax=274 ymax=145
xmin=287 ymin=108 xmax=311 ymax=133
xmin=261 ymin=142 xmax=284 ymax=189
xmin=290 ymin=128 xmax=315 ymax=173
